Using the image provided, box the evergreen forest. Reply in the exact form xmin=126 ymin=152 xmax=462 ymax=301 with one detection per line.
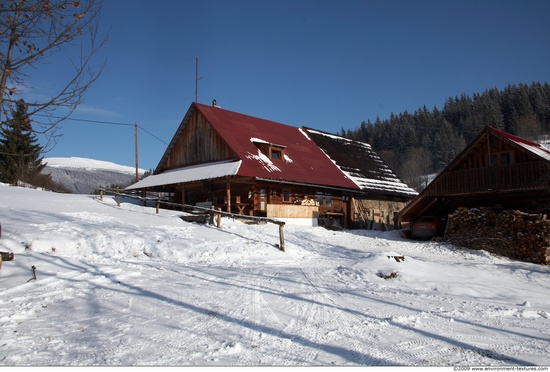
xmin=341 ymin=82 xmax=550 ymax=191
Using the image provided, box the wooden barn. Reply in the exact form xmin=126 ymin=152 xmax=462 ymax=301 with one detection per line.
xmin=127 ymin=102 xmax=417 ymax=228
xmin=398 ymin=126 xmax=550 ymax=225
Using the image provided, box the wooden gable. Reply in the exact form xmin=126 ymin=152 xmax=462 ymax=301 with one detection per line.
xmin=159 ymin=106 xmax=237 ymax=172
xmin=428 ymin=127 xmax=549 ymax=197
xmin=399 ymin=127 xmax=550 ymax=223
xmin=448 ymin=128 xmax=544 ymax=172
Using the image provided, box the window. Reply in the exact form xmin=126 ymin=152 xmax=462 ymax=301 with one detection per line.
xmin=252 ymin=139 xmax=286 ymax=162
xmin=270 ymin=148 xmax=282 ymax=160
xmin=316 ymin=192 xmax=323 ymax=206
xmin=490 ymin=154 xmax=498 ymax=167
xmin=325 ymin=193 xmax=332 ymax=207
xmin=501 ymin=152 xmax=513 ymax=165
xmin=283 ymin=189 xmax=290 ymax=202
xmin=490 ymin=151 xmax=513 ymax=166
xmin=268 ymin=145 xmax=285 ymax=161
xmin=260 ymin=188 xmax=267 ymax=211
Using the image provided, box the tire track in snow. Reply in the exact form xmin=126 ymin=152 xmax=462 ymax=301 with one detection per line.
xmin=323 ymin=265 xmax=500 ymax=365
xmin=299 ymin=267 xmax=514 ymax=366
xmin=299 ymin=267 xmax=404 ymax=365
xmin=99 ymin=266 xmax=236 ymax=365
xmin=239 ymin=268 xmax=324 ymax=365
xmin=362 ymin=287 xmax=547 ymax=366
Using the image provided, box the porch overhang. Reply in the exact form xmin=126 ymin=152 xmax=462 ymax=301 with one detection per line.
xmin=126 ymin=160 xmax=242 ymax=190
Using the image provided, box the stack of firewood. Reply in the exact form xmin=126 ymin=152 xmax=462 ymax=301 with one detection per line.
xmin=295 ymin=198 xmax=319 ymax=206
xmin=446 ymin=207 xmax=550 ymax=265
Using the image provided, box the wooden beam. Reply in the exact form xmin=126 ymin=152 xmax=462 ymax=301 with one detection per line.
xmin=181 ymin=184 xmax=185 ymax=207
xmin=226 ymin=179 xmax=231 ymax=213
xmin=279 ymin=224 xmax=285 ymax=252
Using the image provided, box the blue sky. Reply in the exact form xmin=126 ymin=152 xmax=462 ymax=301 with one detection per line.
xmin=27 ymin=0 xmax=550 ymax=171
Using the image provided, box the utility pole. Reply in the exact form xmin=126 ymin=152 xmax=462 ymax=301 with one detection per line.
xmin=134 ymin=122 xmax=139 ymax=182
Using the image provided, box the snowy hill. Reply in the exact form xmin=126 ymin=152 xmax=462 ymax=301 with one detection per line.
xmin=0 ymin=184 xmax=549 ymax=366
xmin=43 ymin=157 xmax=147 ymax=194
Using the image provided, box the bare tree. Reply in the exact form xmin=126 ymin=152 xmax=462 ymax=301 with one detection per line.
xmin=399 ymin=147 xmax=433 ymax=192
xmin=517 ymin=115 xmax=544 ymax=142
xmin=0 ymin=0 xmax=107 ymax=149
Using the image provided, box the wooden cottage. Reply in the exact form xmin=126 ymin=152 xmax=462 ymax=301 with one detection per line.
xmin=398 ymin=126 xmax=550 ymax=225
xmin=127 ymin=102 xmax=417 ymax=228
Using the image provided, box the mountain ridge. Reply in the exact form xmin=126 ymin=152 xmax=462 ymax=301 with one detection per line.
xmin=43 ymin=157 xmax=147 ymax=194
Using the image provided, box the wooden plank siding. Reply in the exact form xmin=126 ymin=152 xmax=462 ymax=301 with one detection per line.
xmin=165 ymin=110 xmax=237 ymax=169
xmin=428 ymin=161 xmax=549 ymax=197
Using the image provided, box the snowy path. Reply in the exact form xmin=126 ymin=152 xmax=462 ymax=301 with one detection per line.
xmin=1 ymin=185 xmax=549 ymax=366
xmin=2 ymin=253 xmax=548 ymax=366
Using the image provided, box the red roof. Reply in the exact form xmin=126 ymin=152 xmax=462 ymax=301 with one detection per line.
xmin=195 ymin=103 xmax=358 ymax=189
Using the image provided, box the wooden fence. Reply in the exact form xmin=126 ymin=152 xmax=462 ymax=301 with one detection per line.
xmin=98 ymin=187 xmax=286 ymax=252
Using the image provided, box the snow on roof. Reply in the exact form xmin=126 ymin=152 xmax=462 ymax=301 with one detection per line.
xmin=249 ymin=137 xmax=269 ymax=144
xmin=347 ymin=173 xmax=420 ymax=197
xmin=298 ymin=127 xmax=311 ymax=141
xmin=250 ymin=137 xmax=286 ymax=148
xmin=303 ymin=128 xmax=418 ymax=198
xmin=343 ymin=163 xmax=419 ymax=197
xmin=518 ymin=142 xmax=550 ymax=161
xmin=126 ymin=160 xmax=241 ymax=190
xmin=512 ymin=139 xmax=550 ymax=161
xmin=245 ymin=150 xmax=281 ymax=173
xmin=306 ymin=128 xmax=358 ymax=143
xmin=492 ymin=128 xmax=550 ymax=161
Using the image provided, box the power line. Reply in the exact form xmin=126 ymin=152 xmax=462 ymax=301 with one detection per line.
xmin=34 ymin=114 xmax=168 ymax=144
xmin=138 ymin=126 xmax=168 ymax=145
xmin=34 ymin=114 xmax=134 ymax=127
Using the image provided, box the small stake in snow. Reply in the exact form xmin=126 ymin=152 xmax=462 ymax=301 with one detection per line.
xmin=27 ymin=265 xmax=37 ymax=282
xmin=388 ymin=255 xmax=405 ymax=262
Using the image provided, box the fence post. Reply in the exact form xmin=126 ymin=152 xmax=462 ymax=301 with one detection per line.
xmin=279 ymin=223 xmax=285 ymax=252
xmin=208 ymin=207 xmax=214 ymax=225
xmin=116 ymin=188 xmax=120 ymax=207
xmin=156 ymin=194 xmax=160 ymax=214
xmin=100 ymin=188 xmax=103 ymax=201
xmin=217 ymin=208 xmax=222 ymax=228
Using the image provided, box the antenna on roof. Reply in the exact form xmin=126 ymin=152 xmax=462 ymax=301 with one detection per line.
xmin=195 ymin=57 xmax=203 ymax=103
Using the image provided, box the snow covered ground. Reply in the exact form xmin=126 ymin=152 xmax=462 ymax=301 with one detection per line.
xmin=0 ymin=183 xmax=549 ymax=367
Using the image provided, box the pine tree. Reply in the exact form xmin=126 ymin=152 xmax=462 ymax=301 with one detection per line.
xmin=341 ymin=82 xmax=550 ymax=185
xmin=0 ymin=100 xmax=46 ymax=184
